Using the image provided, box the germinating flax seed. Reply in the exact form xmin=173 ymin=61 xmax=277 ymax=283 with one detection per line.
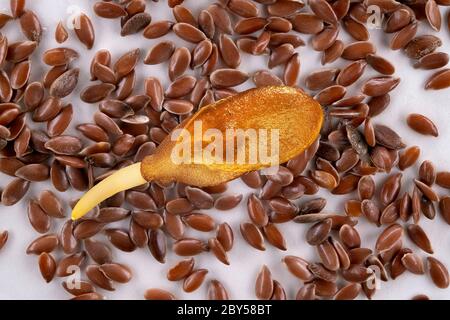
xmin=1 ymin=0 xmax=450 ymax=300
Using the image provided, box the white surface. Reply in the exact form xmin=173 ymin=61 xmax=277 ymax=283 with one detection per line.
xmin=0 ymin=0 xmax=450 ymax=300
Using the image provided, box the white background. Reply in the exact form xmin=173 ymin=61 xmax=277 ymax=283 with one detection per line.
xmin=0 ymin=0 xmax=450 ymax=300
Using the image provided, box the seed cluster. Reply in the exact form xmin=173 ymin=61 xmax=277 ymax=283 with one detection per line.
xmin=0 ymin=0 xmax=450 ymax=300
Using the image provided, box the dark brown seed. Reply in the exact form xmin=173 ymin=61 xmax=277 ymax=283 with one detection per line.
xmin=306 ymin=218 xmax=332 ymax=245
xmin=173 ymin=5 xmax=196 ymax=27
xmin=44 ymin=135 xmax=82 ymax=155
xmin=253 ymin=70 xmax=283 ymax=87
xmin=84 ymin=239 xmax=112 ymax=265
xmin=50 ymin=161 xmax=69 ymax=192
xmin=216 ymin=223 xmax=233 ymax=252
xmin=210 ymin=69 xmax=249 ymax=88
xmin=59 ymin=220 xmax=77 ymax=254
xmin=0 ymin=158 xmax=24 ymax=176
xmin=26 ymin=234 xmax=59 ymax=255
xmin=310 ymin=0 xmax=338 ymax=24
xmin=143 ymin=20 xmax=173 ymax=39
xmin=198 ymin=10 xmax=215 ymax=39
xmin=15 ymin=164 xmax=48 ymax=182
xmin=10 ymin=0 xmax=25 ymax=18
xmin=414 ymin=52 xmax=449 ymax=70
xmin=357 ymin=175 xmax=375 ymax=200
xmin=390 ymin=22 xmax=418 ymax=50
xmin=427 ymin=257 xmax=449 ymax=289
xmin=94 ymin=2 xmax=127 ymax=19
xmin=7 ymin=41 xmax=37 ymax=63
xmin=341 ymin=264 xmax=372 ymax=283
xmin=343 ymin=17 xmax=369 ymax=41
xmin=305 ymin=68 xmax=339 ymax=91
xmin=73 ymin=220 xmax=104 ymax=240
xmin=374 ymin=124 xmax=405 ymax=150
xmin=218 ymin=34 xmax=240 ymax=68
xmin=104 ymin=228 xmax=136 ymax=252
xmin=240 ymin=222 xmax=265 ymax=251
xmin=406 ymin=224 xmax=433 ymax=254
xmin=1 ymin=178 xmax=30 ymax=206
xmin=312 ymin=25 xmax=339 ymax=51
xmin=402 ymin=253 xmax=425 ymax=275
xmin=183 ymin=213 xmax=215 ymax=232
xmin=362 ymin=76 xmax=400 ymax=97
xmin=100 ymin=263 xmax=132 ymax=283
xmin=207 ymin=280 xmax=229 ymax=300
xmin=366 ymin=54 xmax=395 ymax=75
xmin=425 ymin=69 xmax=450 ymax=90
xmin=49 ymin=68 xmax=79 ymax=98
xmin=38 ymin=253 xmax=56 ymax=283
xmin=376 ymin=223 xmax=403 ymax=253
xmin=121 ymin=12 xmax=151 ymax=36
xmin=255 ymin=265 xmax=273 ymax=300
xmin=342 ymin=41 xmax=376 ymax=60
xmin=173 ymin=238 xmax=207 ymax=256
xmin=80 ymin=83 xmax=115 ymax=103
xmin=215 ymin=194 xmax=243 ymax=210
xmin=114 ymin=49 xmax=140 ymax=80
xmin=56 ymin=252 xmax=86 ymax=277
xmin=33 ymin=97 xmax=62 ymax=122
xmin=405 ymin=35 xmax=442 ymax=59
xmin=314 ymin=85 xmax=346 ymax=105
xmin=28 ymin=199 xmax=51 ymax=233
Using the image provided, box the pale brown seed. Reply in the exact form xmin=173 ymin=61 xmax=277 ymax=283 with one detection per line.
xmin=15 ymin=164 xmax=49 ymax=182
xmin=121 ymin=12 xmax=151 ymax=36
xmin=374 ymin=124 xmax=405 ymax=149
xmin=366 ymin=54 xmax=395 ymax=75
xmin=322 ymin=40 xmax=344 ymax=65
xmin=38 ymin=190 xmax=65 ymax=218
xmin=310 ymin=170 xmax=337 ymax=190
xmin=23 ymin=81 xmax=44 ymax=111
xmin=44 ymin=135 xmax=82 ymax=155
xmin=385 ymin=8 xmax=411 ymax=33
xmin=398 ymin=146 xmax=420 ymax=170
xmin=93 ymin=2 xmax=127 ymax=19
xmin=168 ymin=47 xmax=191 ymax=81
xmin=99 ymin=263 xmax=132 ymax=283
xmin=216 ymin=223 xmax=233 ymax=252
xmin=317 ymin=238 xmax=340 ymax=271
xmin=173 ymin=238 xmax=207 ymax=256
xmin=28 ymin=199 xmax=51 ymax=233
xmin=361 ymin=199 xmax=380 ymax=224
xmin=414 ymin=52 xmax=449 ymax=70
xmin=105 ymin=228 xmax=136 ymax=252
xmin=219 ymin=34 xmax=240 ymax=68
xmin=198 ymin=10 xmax=215 ymax=39
xmin=143 ymin=20 xmax=174 ymax=39
xmin=144 ymin=289 xmax=176 ymax=300
xmin=207 ymin=4 xmax=232 ymax=34
xmin=114 ymin=48 xmax=140 ymax=79
xmin=375 ymin=223 xmax=403 ymax=253
xmin=47 ymin=104 xmax=73 ymax=137
xmin=314 ymin=85 xmax=346 ymax=105
xmin=240 ymin=222 xmax=265 ymax=251
xmin=26 ymin=234 xmax=59 ymax=255
xmin=402 ymin=253 xmax=425 ymax=275
xmin=343 ymin=17 xmax=369 ymax=41
xmin=425 ymin=69 xmax=450 ymax=90
xmin=38 ymin=252 xmax=56 ymax=283
xmin=255 ymin=265 xmax=273 ymax=300
xmin=362 ymin=76 xmax=400 ymax=97
xmin=173 ymin=22 xmax=206 ymax=43
xmin=406 ymin=113 xmax=439 ymax=137
xmin=73 ymin=13 xmax=95 ymax=49
xmin=282 ymin=255 xmax=313 ymax=281
xmin=414 ymin=179 xmax=439 ymax=202
xmin=43 ymin=47 xmax=78 ymax=66
xmin=167 ymin=258 xmax=195 ymax=281
xmin=344 ymin=200 xmax=362 ymax=217
xmin=207 ymin=280 xmax=229 ymax=300
xmin=390 ymin=22 xmax=418 ymax=50
xmin=405 ymin=35 xmax=442 ymax=59
xmin=427 ymin=257 xmax=449 ymax=289
xmin=173 ymin=5 xmax=197 ymax=27
xmin=419 ymin=161 xmax=436 ymax=186
xmin=253 ymin=70 xmax=283 ymax=87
